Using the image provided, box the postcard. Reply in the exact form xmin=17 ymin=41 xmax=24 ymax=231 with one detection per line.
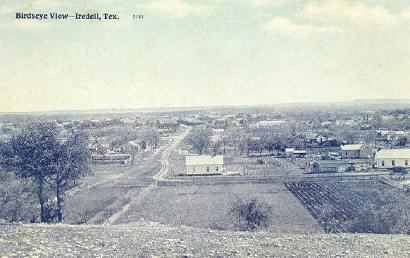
xmin=0 ymin=1 xmax=409 ymax=257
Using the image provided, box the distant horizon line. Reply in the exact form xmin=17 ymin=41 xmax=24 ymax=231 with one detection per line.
xmin=1 ymin=98 xmax=409 ymax=115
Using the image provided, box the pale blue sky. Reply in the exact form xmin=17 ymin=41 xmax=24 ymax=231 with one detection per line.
xmin=1 ymin=0 xmax=410 ymax=112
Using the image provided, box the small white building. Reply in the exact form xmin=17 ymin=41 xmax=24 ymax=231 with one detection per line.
xmin=374 ymin=149 xmax=410 ymax=169
xmin=285 ymin=148 xmax=295 ymax=157
xmin=341 ymin=144 xmax=363 ymax=159
xmin=251 ymin=120 xmax=286 ymax=128
xmin=293 ymin=150 xmax=307 ymax=158
xmin=185 ymin=155 xmax=225 ymax=175
xmin=285 ymin=148 xmax=307 ymax=158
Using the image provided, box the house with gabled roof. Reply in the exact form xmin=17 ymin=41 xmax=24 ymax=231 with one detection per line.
xmin=340 ymin=144 xmax=363 ymax=159
xmin=375 ymin=149 xmax=410 ymax=169
xmin=185 ymin=155 xmax=225 ymax=175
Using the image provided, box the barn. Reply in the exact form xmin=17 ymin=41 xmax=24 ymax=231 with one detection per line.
xmin=340 ymin=144 xmax=363 ymax=159
xmin=185 ymin=155 xmax=225 ymax=175
xmin=374 ymin=149 xmax=410 ymax=169
xmin=310 ymin=160 xmax=348 ymax=173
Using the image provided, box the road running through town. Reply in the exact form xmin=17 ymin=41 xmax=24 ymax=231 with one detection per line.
xmin=104 ymin=126 xmax=191 ymax=225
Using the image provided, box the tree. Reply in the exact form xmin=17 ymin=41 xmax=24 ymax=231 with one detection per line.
xmin=54 ymin=130 xmax=91 ymax=222
xmin=4 ymin=122 xmax=91 ymax=223
xmin=212 ymin=140 xmax=222 ymax=156
xmin=0 ymin=142 xmax=38 ymax=222
xmin=223 ymin=126 xmax=251 ymax=155
xmin=186 ymin=127 xmax=212 ymax=155
xmin=7 ymin=122 xmax=60 ymax=222
xmin=219 ymin=134 xmax=230 ymax=155
xmin=248 ymin=138 xmax=263 ymax=156
xmin=137 ymin=126 xmax=160 ymax=150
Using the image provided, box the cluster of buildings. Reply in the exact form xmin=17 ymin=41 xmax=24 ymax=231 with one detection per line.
xmin=282 ymin=140 xmax=409 ymax=174
xmin=307 ymin=145 xmax=410 ymax=174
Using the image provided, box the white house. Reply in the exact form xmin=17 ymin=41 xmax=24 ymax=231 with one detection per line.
xmin=374 ymin=149 xmax=410 ymax=169
xmin=185 ymin=155 xmax=225 ymax=175
xmin=341 ymin=144 xmax=363 ymax=159
xmin=285 ymin=148 xmax=307 ymax=158
xmin=285 ymin=148 xmax=294 ymax=157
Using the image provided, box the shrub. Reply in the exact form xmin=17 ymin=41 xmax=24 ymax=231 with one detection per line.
xmin=0 ymin=171 xmax=39 ymax=222
xmin=228 ymin=198 xmax=272 ymax=231
xmin=256 ymin=159 xmax=265 ymax=165
xmin=393 ymin=167 xmax=407 ymax=175
xmin=345 ymin=165 xmax=356 ymax=172
xmin=345 ymin=189 xmax=409 ymax=234
xmin=319 ymin=202 xmax=342 ymax=233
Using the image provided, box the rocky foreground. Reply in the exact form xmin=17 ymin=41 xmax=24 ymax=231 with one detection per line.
xmin=0 ymin=221 xmax=409 ymax=257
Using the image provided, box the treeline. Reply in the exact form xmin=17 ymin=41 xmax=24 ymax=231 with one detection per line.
xmin=90 ymin=125 xmax=160 ymax=166
xmin=0 ymin=122 xmax=91 ymax=223
xmin=96 ymin=125 xmax=160 ymax=151
xmin=185 ymin=124 xmax=309 ymax=156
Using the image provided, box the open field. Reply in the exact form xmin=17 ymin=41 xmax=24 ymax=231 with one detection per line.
xmin=62 ymin=150 xmax=162 ymax=224
xmin=115 ymin=183 xmax=322 ymax=233
xmin=63 ymin=186 xmax=134 ymax=224
xmin=285 ymin=181 xmax=410 ymax=233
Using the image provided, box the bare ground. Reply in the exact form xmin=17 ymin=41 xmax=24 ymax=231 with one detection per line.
xmin=0 ymin=221 xmax=409 ymax=257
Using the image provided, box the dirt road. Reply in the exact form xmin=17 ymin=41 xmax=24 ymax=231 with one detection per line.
xmin=102 ymin=126 xmax=191 ymax=225
xmin=153 ymin=125 xmax=191 ymax=181
xmin=63 ymin=126 xmax=190 ymax=224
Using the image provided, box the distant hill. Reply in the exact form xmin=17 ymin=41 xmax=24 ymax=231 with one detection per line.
xmin=0 ymin=98 xmax=408 ymax=120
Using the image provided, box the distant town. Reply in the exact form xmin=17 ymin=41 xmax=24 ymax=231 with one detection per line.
xmin=0 ymin=100 xmax=409 ymax=236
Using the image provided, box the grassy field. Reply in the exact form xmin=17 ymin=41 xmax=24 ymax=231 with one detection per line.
xmin=115 ymin=183 xmax=322 ymax=233
xmin=63 ymin=187 xmax=132 ymax=224
xmin=63 ymin=149 xmax=162 ymax=224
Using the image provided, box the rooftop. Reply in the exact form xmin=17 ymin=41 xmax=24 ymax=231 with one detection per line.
xmin=375 ymin=149 xmax=410 ymax=159
xmin=311 ymin=160 xmax=348 ymax=167
xmin=341 ymin=144 xmax=363 ymax=151
xmin=294 ymin=150 xmax=307 ymax=154
xmin=186 ymin=155 xmax=224 ymax=166
xmin=255 ymin=120 xmax=286 ymax=127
